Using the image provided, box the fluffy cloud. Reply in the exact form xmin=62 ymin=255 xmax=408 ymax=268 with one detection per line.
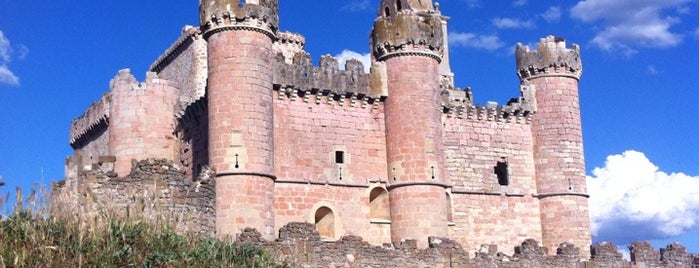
xmin=571 ymin=0 xmax=691 ymax=55
xmin=333 ymin=50 xmax=371 ymax=73
xmin=341 ymin=0 xmax=371 ymax=12
xmin=513 ymin=0 xmax=527 ymax=7
xmin=540 ymin=6 xmax=561 ymax=23
xmin=449 ymin=32 xmax=505 ymax=51
xmin=646 ymin=65 xmax=660 ymax=75
xmin=462 ymin=0 xmax=481 ymax=9
xmin=587 ymin=150 xmax=699 ymax=245
xmin=0 ymin=30 xmax=20 ymax=86
xmin=492 ymin=17 xmax=534 ymax=29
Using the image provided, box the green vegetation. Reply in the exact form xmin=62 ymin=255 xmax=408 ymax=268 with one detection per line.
xmin=0 ymin=187 xmax=286 ymax=268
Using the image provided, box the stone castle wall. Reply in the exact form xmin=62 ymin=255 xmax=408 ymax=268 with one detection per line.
xmin=149 ymin=26 xmax=208 ymax=116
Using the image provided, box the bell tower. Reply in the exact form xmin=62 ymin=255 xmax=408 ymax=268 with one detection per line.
xmin=199 ymin=0 xmax=278 ymax=240
xmin=371 ymin=0 xmax=449 ymax=247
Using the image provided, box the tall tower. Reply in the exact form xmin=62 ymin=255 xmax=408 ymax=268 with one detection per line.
xmin=516 ymin=36 xmax=591 ymax=257
xmin=199 ymin=0 xmax=278 ymax=240
xmin=371 ymin=0 xmax=449 ymax=247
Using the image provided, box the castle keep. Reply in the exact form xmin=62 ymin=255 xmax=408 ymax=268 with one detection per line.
xmin=60 ymin=0 xmax=592 ymax=257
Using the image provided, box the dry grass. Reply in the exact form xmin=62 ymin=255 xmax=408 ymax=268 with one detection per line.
xmin=0 ymin=185 xmax=286 ymax=268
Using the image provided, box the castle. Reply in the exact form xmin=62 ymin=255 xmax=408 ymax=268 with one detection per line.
xmin=61 ymin=0 xmax=592 ymax=257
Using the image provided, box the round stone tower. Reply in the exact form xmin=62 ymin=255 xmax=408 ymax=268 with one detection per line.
xmin=199 ymin=0 xmax=278 ymax=240
xmin=516 ymin=36 xmax=591 ymax=258
xmin=371 ymin=0 xmax=449 ymax=247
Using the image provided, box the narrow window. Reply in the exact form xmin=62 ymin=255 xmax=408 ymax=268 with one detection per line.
xmin=396 ymin=0 xmax=402 ymax=11
xmin=369 ymin=187 xmax=390 ymax=221
xmin=495 ymin=157 xmax=509 ymax=186
xmin=446 ymin=193 xmax=453 ymax=222
xmin=315 ymin=206 xmax=335 ymax=239
xmin=335 ymin=151 xmax=345 ymax=164
xmin=384 ymin=6 xmax=390 ymax=17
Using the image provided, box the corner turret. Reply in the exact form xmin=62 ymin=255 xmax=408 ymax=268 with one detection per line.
xmin=516 ymin=36 xmax=582 ymax=81
xmin=372 ymin=0 xmax=443 ymax=63
xmin=517 ymin=36 xmax=591 ymax=259
xmin=199 ymin=0 xmax=279 ymax=39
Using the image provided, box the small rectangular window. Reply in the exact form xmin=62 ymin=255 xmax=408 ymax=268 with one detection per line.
xmin=495 ymin=158 xmax=509 ymax=186
xmin=335 ymin=151 xmax=345 ymax=164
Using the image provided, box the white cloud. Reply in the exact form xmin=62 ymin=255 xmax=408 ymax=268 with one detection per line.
xmin=462 ymin=0 xmax=481 ymax=9
xmin=513 ymin=0 xmax=527 ymax=7
xmin=341 ymin=0 xmax=371 ymax=12
xmin=646 ymin=65 xmax=660 ymax=75
xmin=540 ymin=6 xmax=562 ymax=23
xmin=334 ymin=50 xmax=371 ymax=73
xmin=587 ymin=150 xmax=699 ymax=245
xmin=571 ymin=0 xmax=690 ymax=54
xmin=449 ymin=32 xmax=505 ymax=51
xmin=0 ymin=65 xmax=19 ymax=85
xmin=492 ymin=17 xmax=534 ymax=29
xmin=0 ymin=30 xmax=21 ymax=86
xmin=0 ymin=31 xmax=10 ymax=63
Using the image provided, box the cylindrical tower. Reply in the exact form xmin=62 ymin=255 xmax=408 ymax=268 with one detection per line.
xmin=516 ymin=36 xmax=591 ymax=258
xmin=371 ymin=0 xmax=449 ymax=247
xmin=108 ymin=70 xmax=178 ymax=176
xmin=199 ymin=0 xmax=278 ymax=240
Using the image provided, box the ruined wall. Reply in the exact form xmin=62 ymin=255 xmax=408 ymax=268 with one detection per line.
xmin=54 ymin=158 xmax=215 ymax=235
xmin=238 ymin=223 xmax=699 ymax=268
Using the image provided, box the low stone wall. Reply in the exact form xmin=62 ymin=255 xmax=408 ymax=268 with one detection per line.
xmin=237 ymin=223 xmax=699 ymax=268
xmin=54 ymin=158 xmax=215 ymax=235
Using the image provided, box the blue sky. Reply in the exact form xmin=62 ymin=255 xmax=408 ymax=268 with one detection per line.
xmin=1 ymin=0 xmax=698 ymax=254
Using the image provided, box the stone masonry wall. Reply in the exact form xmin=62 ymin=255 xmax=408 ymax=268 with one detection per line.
xmin=443 ymin=111 xmax=542 ymax=255
xmin=443 ymin=116 xmax=536 ymax=192
xmin=273 ymin=93 xmax=387 ymax=184
xmin=174 ymin=98 xmax=209 ymax=178
xmin=54 ymin=158 xmax=215 ymax=235
xmin=238 ymin=223 xmax=699 ymax=268
xmin=273 ymin=183 xmax=392 ymax=246
xmin=149 ymin=26 xmax=208 ymax=116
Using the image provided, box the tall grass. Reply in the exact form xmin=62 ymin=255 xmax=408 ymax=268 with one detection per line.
xmin=0 ymin=186 xmax=286 ymax=267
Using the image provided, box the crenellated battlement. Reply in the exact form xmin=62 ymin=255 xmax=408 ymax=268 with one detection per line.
xmin=371 ymin=3 xmax=444 ymax=62
xmin=199 ymin=0 xmax=279 ymax=40
xmin=69 ymin=94 xmax=110 ymax=147
xmin=273 ymin=53 xmax=375 ymax=98
xmin=516 ymin=35 xmax=583 ymax=80
xmin=109 ymin=69 xmax=180 ymax=93
xmin=149 ymin=26 xmax=202 ymax=74
xmin=273 ymin=31 xmax=306 ymax=64
xmin=277 ymin=31 xmax=305 ymax=47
